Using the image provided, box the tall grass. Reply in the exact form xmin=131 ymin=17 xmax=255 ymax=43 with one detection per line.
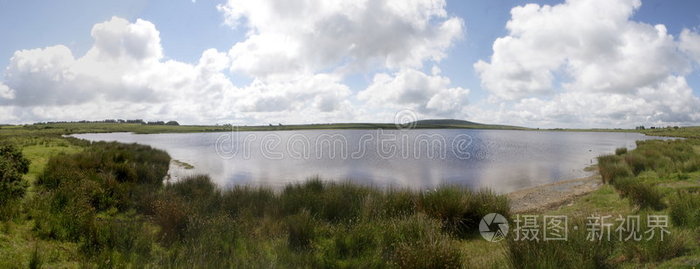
xmin=27 ymin=141 xmax=509 ymax=267
xmin=668 ymin=191 xmax=700 ymax=227
xmin=597 ymin=155 xmax=632 ymax=184
xmin=506 ymin=217 xmax=617 ymax=269
xmin=598 ymin=139 xmax=700 ymax=209
xmin=611 ymin=177 xmax=665 ymax=210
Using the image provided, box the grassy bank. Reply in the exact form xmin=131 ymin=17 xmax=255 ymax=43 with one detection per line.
xmin=2 ymin=124 xmax=700 ymax=267
xmin=1 ymin=137 xmax=510 ymax=267
xmin=502 ymin=137 xmax=700 ymax=268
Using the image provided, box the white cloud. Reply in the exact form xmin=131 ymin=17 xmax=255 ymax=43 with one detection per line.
xmin=358 ymin=69 xmax=469 ymax=116
xmin=218 ymin=0 xmax=463 ymax=78
xmin=472 ymin=0 xmax=700 ymax=127
xmin=0 ymin=17 xmax=239 ymax=123
xmin=0 ymin=16 xmax=381 ymax=124
xmin=234 ymin=73 xmax=352 ymax=113
xmin=475 ymin=0 xmax=689 ymax=100
xmin=680 ymin=28 xmax=700 ymax=64
xmin=0 ymin=83 xmax=14 ymax=99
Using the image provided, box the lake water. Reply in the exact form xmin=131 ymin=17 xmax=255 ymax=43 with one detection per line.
xmin=72 ymin=129 xmax=673 ymax=193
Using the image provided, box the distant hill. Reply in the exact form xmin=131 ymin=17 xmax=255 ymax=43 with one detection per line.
xmin=412 ymin=119 xmax=482 ymax=126
xmin=410 ymin=119 xmax=527 ymax=130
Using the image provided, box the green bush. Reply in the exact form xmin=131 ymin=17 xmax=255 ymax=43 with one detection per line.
xmin=668 ymin=191 xmax=700 ymax=227
xmin=418 ymin=186 xmax=509 ymax=237
xmin=598 ymin=155 xmax=632 ymax=183
xmin=612 ymin=177 xmax=665 ymax=210
xmin=286 ymin=210 xmax=316 ymax=251
xmin=0 ymin=143 xmax=30 ymax=209
xmin=384 ymin=214 xmax=463 ymax=268
xmin=152 ymin=192 xmax=191 ymax=245
xmin=615 ymin=147 xmax=627 ymax=155
xmin=623 ymin=152 xmax=650 ymax=176
xmin=166 ymin=175 xmax=220 ymax=215
xmin=506 ymin=217 xmax=617 ymax=269
xmin=221 ymin=185 xmax=276 ymax=218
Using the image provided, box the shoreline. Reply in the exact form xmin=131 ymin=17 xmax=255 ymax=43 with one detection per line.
xmin=507 ymin=174 xmax=603 ymax=213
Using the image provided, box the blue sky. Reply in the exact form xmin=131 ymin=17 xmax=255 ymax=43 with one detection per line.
xmin=1 ymin=0 xmax=700 ymax=127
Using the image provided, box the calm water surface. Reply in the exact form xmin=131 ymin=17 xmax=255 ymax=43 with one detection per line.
xmin=72 ymin=129 xmax=673 ymax=193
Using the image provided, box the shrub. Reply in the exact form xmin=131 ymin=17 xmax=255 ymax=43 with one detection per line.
xmin=418 ymin=186 xmax=470 ymax=235
xmin=80 ymin=216 xmax=154 ymax=261
xmin=221 ymin=185 xmax=276 ymax=218
xmin=615 ymin=147 xmax=627 ymax=155
xmin=619 ymin=213 xmax=691 ymax=263
xmin=384 ymin=214 xmax=464 ymax=268
xmin=668 ymin=191 xmax=700 ymax=227
xmin=315 ymin=222 xmax=383 ymax=267
xmin=418 ymin=186 xmax=509 ymax=238
xmin=598 ymin=155 xmax=632 ymax=184
xmin=506 ymin=217 xmax=617 ymax=269
xmin=152 ymin=192 xmax=191 ymax=245
xmin=623 ymin=152 xmax=649 ymax=176
xmin=286 ymin=210 xmax=316 ymax=251
xmin=166 ymin=175 xmax=220 ymax=215
xmin=362 ymin=188 xmax=417 ymax=219
xmin=612 ymin=177 xmax=664 ymax=210
xmin=0 ymin=143 xmax=30 ymax=208
xmin=279 ymin=179 xmax=376 ymax=222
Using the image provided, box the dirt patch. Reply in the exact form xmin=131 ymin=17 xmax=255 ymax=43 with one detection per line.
xmin=507 ymin=175 xmax=603 ymax=214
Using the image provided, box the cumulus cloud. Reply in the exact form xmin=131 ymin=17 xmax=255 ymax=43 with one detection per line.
xmin=472 ymin=0 xmax=700 ymax=127
xmin=1 ymin=0 xmax=470 ymax=124
xmin=680 ymin=29 xmax=700 ymax=64
xmin=0 ymin=17 xmax=240 ymax=123
xmin=475 ymin=0 xmax=689 ymax=99
xmin=358 ymin=69 xmax=469 ymax=116
xmin=235 ymin=74 xmax=352 ymax=113
xmin=0 ymin=83 xmax=14 ymax=99
xmin=218 ymin=0 xmax=464 ymax=78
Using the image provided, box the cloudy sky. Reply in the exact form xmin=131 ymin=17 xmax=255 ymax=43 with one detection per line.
xmin=1 ymin=0 xmax=700 ymax=128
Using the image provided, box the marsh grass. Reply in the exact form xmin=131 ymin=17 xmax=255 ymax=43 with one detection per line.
xmin=615 ymin=147 xmax=628 ymax=155
xmin=612 ymin=177 xmax=665 ymax=210
xmin=597 ymin=155 xmax=632 ymax=184
xmin=668 ymin=191 xmax=700 ymax=227
xmin=23 ymin=142 xmax=509 ymax=267
xmin=506 ymin=217 xmax=618 ymax=269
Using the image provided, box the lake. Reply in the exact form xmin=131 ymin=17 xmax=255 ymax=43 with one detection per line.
xmin=72 ymin=129 xmax=673 ymax=193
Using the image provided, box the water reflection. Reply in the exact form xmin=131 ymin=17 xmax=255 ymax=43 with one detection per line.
xmin=72 ymin=129 xmax=673 ymax=193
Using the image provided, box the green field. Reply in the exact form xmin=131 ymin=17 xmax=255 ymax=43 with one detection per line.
xmin=1 ymin=122 xmax=699 ymax=267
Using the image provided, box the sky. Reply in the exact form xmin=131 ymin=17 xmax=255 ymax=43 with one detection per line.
xmin=1 ymin=0 xmax=700 ymax=128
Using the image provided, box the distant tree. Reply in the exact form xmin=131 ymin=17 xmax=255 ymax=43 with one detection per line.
xmin=0 ymin=143 xmax=30 ymax=207
xmin=165 ymin=121 xmax=180 ymax=126
xmin=674 ymin=126 xmax=680 ymax=129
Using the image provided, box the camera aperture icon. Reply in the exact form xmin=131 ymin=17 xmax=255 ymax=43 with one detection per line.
xmin=480 ymin=213 xmax=509 ymax=242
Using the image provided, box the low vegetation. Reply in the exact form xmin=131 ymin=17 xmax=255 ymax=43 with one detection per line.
xmin=1 ymin=122 xmax=699 ymax=267
xmin=505 ymin=137 xmax=700 ymax=268
xmin=1 ymin=136 xmax=510 ymax=267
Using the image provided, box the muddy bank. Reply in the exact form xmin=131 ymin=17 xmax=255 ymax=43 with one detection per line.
xmin=507 ymin=175 xmax=603 ymax=213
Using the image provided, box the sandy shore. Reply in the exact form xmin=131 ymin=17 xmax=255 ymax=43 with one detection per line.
xmin=507 ymin=174 xmax=603 ymax=213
